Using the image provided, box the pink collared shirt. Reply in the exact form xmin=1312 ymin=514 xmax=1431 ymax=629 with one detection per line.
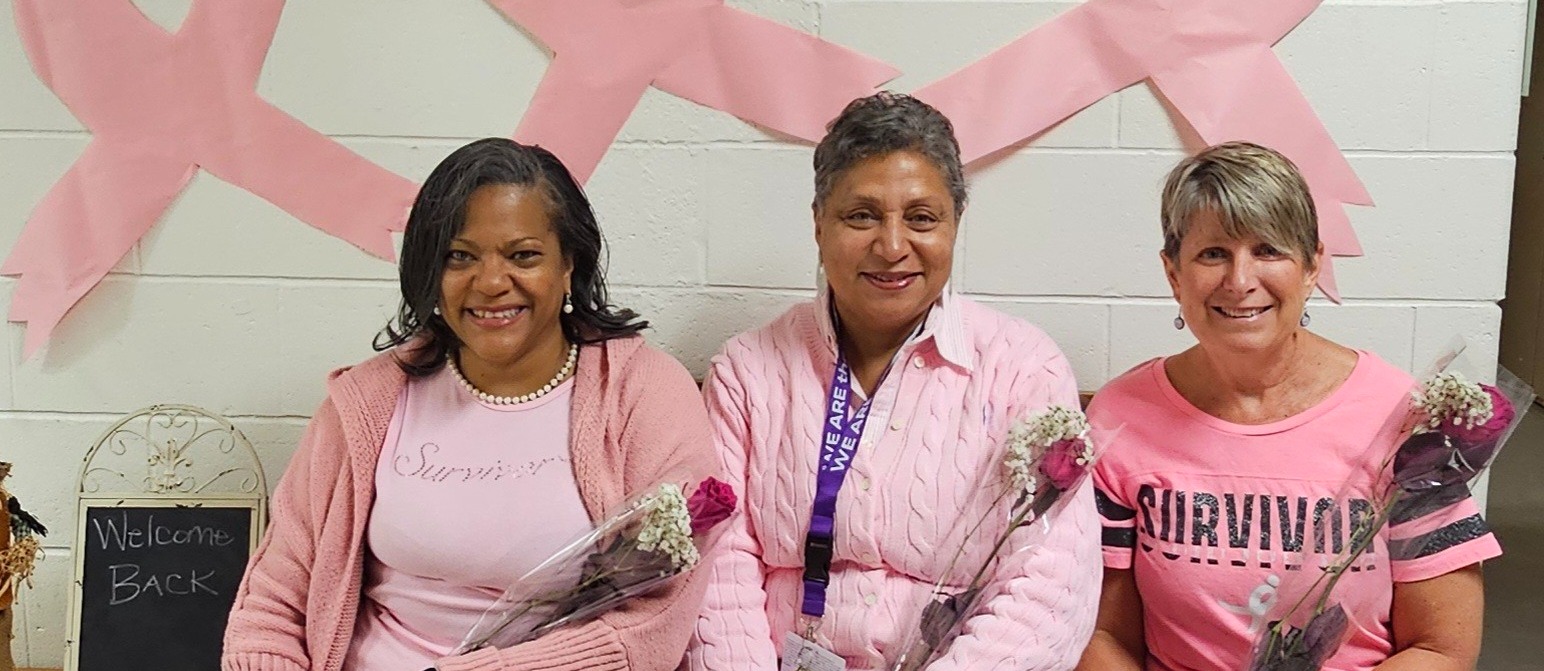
xmin=687 ymin=288 xmax=1101 ymax=671
xmin=817 ymin=286 xmax=976 ymax=427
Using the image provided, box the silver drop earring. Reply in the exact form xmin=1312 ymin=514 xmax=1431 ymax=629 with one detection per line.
xmin=1300 ymin=310 xmax=1311 ymax=327
xmin=1173 ymin=314 xmax=1185 ymax=330
xmin=562 ymin=293 xmax=574 ymax=314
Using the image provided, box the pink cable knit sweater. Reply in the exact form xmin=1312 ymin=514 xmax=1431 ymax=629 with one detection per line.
xmin=222 ymin=336 xmax=715 ymax=671
xmin=686 ymin=293 xmax=1102 ymax=671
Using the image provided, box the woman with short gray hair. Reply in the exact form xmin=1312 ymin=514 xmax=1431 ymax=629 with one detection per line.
xmin=685 ymin=92 xmax=1101 ymax=670
xmin=1079 ymin=142 xmax=1497 ymax=670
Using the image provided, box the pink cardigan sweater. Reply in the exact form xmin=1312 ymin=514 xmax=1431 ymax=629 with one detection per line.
xmin=222 ymin=336 xmax=716 ymax=671
xmin=686 ymin=293 xmax=1102 ymax=671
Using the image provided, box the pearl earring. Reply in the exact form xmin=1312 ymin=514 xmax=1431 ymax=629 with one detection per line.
xmin=432 ymin=306 xmax=441 ymax=316
xmin=562 ymin=293 xmax=574 ymax=314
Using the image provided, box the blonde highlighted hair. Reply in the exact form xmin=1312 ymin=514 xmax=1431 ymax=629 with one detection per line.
xmin=1160 ymin=142 xmax=1318 ymax=268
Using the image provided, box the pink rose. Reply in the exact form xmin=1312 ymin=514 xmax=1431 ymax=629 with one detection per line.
xmin=687 ymin=477 xmax=738 ymax=535
xmin=1038 ymin=438 xmax=1089 ymax=491
xmin=1445 ymin=384 xmax=1515 ymax=451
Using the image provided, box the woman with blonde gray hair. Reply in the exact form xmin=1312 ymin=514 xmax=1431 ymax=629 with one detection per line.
xmin=1077 ymin=142 xmax=1499 ymax=670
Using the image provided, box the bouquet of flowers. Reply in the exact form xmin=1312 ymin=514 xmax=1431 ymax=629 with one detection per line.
xmin=1 ymin=462 xmax=47 ymax=671
xmin=1245 ymin=350 xmax=1532 ymax=671
xmin=1 ymin=462 xmax=48 ymax=604
xmin=887 ymin=406 xmax=1116 ymax=671
xmin=444 ymin=475 xmax=737 ymax=661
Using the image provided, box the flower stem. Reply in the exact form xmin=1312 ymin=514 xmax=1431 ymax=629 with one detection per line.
xmin=903 ymin=487 xmax=1048 ymax=670
xmin=1311 ymin=491 xmax=1401 ymax=615
xmin=1263 ymin=457 xmax=1404 ymax=663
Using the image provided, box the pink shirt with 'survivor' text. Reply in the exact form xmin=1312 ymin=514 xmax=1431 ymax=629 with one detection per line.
xmin=343 ymin=366 xmax=593 ymax=671
xmin=1090 ymin=352 xmax=1500 ymax=671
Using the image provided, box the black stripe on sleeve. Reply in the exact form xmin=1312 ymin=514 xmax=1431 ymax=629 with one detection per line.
xmin=1389 ymin=482 xmax=1471 ymax=525
xmin=1103 ymin=526 xmax=1136 ymax=549
xmin=1388 ymin=514 xmax=1492 ymax=561
xmin=1096 ymin=487 xmax=1136 ymax=522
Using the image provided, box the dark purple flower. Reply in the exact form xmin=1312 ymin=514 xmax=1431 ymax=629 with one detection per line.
xmin=1394 ymin=412 xmax=1507 ymax=493
xmin=686 ymin=477 xmax=737 ymax=535
xmin=1393 ymin=431 xmax=1458 ymax=492
xmin=1248 ymin=605 xmax=1349 ymax=671
xmin=1299 ymin=604 xmax=1349 ymax=658
xmin=544 ymin=536 xmax=675 ymax=627
xmin=919 ymin=588 xmax=981 ymax=648
xmin=1026 ymin=485 xmax=1064 ymax=522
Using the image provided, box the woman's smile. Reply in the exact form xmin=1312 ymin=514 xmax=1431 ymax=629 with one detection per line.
xmin=860 ymin=271 xmax=922 ymax=291
xmin=465 ymin=305 xmax=528 ymax=330
xmin=1210 ymin=304 xmax=1274 ymax=321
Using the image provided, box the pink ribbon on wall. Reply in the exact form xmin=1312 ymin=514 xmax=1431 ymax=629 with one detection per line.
xmin=489 ymin=0 xmax=900 ymax=183
xmin=915 ymin=0 xmax=1368 ymax=300
xmin=4 ymin=0 xmax=1370 ymax=356
xmin=4 ymin=0 xmax=419 ymax=357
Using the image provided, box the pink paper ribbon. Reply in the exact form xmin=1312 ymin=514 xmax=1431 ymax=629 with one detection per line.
xmin=6 ymin=0 xmax=1370 ymax=358
xmin=490 ymin=0 xmax=900 ymax=183
xmin=4 ymin=0 xmax=418 ymax=357
xmin=916 ymin=0 xmax=1369 ymax=300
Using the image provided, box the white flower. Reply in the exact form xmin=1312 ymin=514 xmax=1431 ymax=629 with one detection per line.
xmin=1002 ymin=406 xmax=1092 ymax=493
xmin=634 ymin=483 xmax=700 ymax=571
xmin=1412 ymin=371 xmax=1494 ymax=431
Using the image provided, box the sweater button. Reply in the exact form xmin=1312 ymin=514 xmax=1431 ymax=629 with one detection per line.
xmin=911 ymin=356 xmax=925 ymax=369
xmin=859 ymin=477 xmax=871 ymax=491
xmin=889 ymin=419 xmax=903 ymax=431
xmin=864 ymin=593 xmax=878 ymax=606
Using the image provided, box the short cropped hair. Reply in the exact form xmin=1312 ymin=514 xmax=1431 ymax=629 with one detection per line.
xmin=813 ymin=92 xmax=967 ymax=216
xmin=1160 ymin=142 xmax=1318 ymax=268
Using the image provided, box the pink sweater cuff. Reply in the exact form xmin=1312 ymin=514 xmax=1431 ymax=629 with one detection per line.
xmin=221 ymin=652 xmax=310 ymax=671
xmin=436 ymin=621 xmax=629 ymax=671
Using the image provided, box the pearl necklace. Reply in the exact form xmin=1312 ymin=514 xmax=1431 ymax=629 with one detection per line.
xmin=449 ymin=343 xmax=579 ymax=405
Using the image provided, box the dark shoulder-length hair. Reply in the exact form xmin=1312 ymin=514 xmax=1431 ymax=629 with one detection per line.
xmin=374 ymin=138 xmax=647 ymax=375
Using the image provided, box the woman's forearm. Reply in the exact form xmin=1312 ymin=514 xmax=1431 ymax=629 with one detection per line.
xmin=1075 ymin=631 xmax=1144 ymax=671
xmin=1372 ymin=646 xmax=1473 ymax=671
xmin=1077 ymin=566 xmax=1145 ymax=671
xmin=1377 ymin=565 xmax=1484 ymax=671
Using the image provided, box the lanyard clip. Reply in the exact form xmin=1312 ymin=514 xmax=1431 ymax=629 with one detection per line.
xmin=802 ymin=534 xmax=834 ymax=584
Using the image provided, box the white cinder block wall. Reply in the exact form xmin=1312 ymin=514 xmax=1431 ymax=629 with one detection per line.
xmin=0 ymin=0 xmax=1526 ymax=665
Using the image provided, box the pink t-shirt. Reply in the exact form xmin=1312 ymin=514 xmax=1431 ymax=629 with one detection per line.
xmin=343 ymin=366 xmax=593 ymax=670
xmin=1089 ymin=352 xmax=1501 ymax=671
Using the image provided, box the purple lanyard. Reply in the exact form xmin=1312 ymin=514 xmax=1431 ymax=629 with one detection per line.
xmin=800 ymin=354 xmax=871 ymax=619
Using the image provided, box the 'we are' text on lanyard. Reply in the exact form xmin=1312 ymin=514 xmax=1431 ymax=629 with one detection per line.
xmin=781 ymin=354 xmax=872 ymax=671
xmin=802 ymin=354 xmax=871 ymax=619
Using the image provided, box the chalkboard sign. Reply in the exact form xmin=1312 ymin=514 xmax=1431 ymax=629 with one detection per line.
xmin=68 ymin=499 xmax=259 ymax=671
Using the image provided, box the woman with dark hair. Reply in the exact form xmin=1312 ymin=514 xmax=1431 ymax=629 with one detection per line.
xmin=685 ymin=93 xmax=1101 ymax=670
xmin=223 ymin=138 xmax=715 ymax=671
